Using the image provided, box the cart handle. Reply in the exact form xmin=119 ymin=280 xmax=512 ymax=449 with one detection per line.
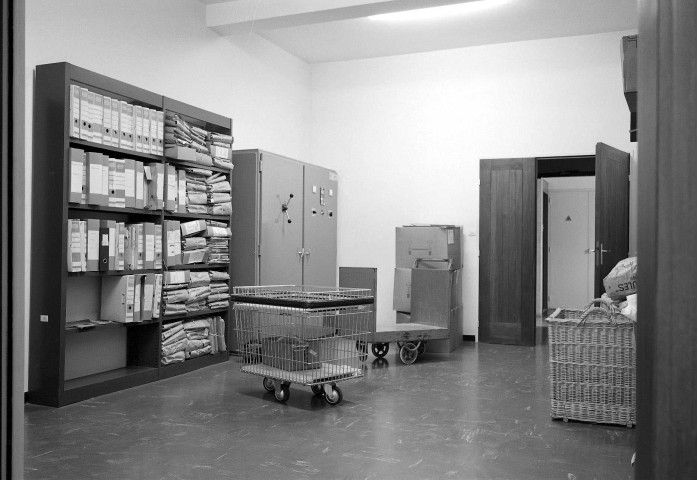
xmin=412 ymin=258 xmax=453 ymax=270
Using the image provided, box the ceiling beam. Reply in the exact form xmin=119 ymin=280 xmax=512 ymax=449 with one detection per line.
xmin=206 ymin=0 xmax=480 ymax=35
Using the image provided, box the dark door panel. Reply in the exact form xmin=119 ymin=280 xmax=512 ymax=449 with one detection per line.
xmin=594 ymin=143 xmax=630 ymax=297
xmin=479 ymin=158 xmax=536 ymax=345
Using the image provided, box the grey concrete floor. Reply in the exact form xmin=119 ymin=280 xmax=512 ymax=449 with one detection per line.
xmin=24 ymin=341 xmax=635 ymax=480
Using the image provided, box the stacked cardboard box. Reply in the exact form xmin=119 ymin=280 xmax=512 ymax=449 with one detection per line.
xmin=393 ymin=225 xmax=464 ymax=353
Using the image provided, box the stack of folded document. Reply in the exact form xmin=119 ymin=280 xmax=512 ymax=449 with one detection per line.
xmin=164 ymin=113 xmax=233 ymax=169
xmin=207 ymin=131 xmax=234 ymax=170
xmin=162 ymin=272 xmax=189 ymax=316
xmin=206 ymin=173 xmax=232 ymax=215
xmin=183 ymin=318 xmax=213 ymax=359
xmin=204 ymin=222 xmax=231 ymax=265
xmin=160 ymin=316 xmax=227 ymax=364
xmin=161 ymin=321 xmax=186 ymax=364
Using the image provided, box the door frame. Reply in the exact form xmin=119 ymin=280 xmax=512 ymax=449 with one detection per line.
xmin=480 ymin=155 xmax=599 ymax=345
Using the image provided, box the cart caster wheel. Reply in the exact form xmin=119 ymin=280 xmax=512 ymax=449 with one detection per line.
xmin=355 ymin=340 xmax=368 ymax=361
xmin=399 ymin=343 xmax=418 ymax=365
xmin=262 ymin=377 xmax=275 ymax=392
xmin=371 ymin=342 xmax=389 ymax=358
xmin=275 ymin=384 xmax=290 ymax=403
xmin=324 ymin=384 xmax=343 ymax=406
xmin=311 ymin=384 xmax=324 ymax=397
xmin=416 ymin=341 xmax=426 ymax=357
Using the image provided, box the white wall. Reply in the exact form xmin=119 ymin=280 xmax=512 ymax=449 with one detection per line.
xmin=310 ymin=31 xmax=637 ymax=336
xmin=21 ymin=0 xmax=313 ymax=387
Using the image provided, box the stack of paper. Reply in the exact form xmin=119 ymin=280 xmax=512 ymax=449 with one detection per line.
xmin=160 ymin=315 xmax=225 ymax=365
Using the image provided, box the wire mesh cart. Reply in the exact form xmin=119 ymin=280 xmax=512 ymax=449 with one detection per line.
xmin=231 ymin=285 xmax=373 ymax=405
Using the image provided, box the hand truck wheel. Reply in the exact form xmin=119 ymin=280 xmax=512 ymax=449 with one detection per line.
xmin=399 ymin=342 xmax=419 ymax=365
xmin=311 ymin=384 xmax=324 ymax=396
xmin=262 ymin=377 xmax=275 ymax=392
xmin=324 ymin=383 xmax=343 ymax=406
xmin=371 ymin=342 xmax=389 ymax=358
xmin=274 ymin=383 xmax=290 ymax=403
xmin=416 ymin=341 xmax=426 ymax=356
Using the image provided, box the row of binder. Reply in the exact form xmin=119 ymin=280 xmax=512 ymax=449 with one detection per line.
xmin=69 ymin=147 xmax=231 ymax=214
xmin=101 ymin=273 xmax=163 ymax=323
xmin=70 ymin=84 xmax=164 ymax=155
xmin=69 ymin=148 xmax=165 ymax=210
xmin=66 ymin=219 xmax=163 ymax=273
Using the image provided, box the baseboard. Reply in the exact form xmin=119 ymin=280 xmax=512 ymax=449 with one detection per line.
xmin=463 ymin=335 xmax=476 ymax=342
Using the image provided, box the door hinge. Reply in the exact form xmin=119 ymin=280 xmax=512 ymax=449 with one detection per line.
xmin=259 ymin=158 xmax=263 ymax=172
xmin=477 ymin=179 xmax=480 ymax=186
xmin=257 ymin=244 xmax=261 ymax=257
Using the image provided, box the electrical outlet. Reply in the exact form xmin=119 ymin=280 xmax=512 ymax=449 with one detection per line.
xmin=40 ymin=315 xmax=48 ymax=323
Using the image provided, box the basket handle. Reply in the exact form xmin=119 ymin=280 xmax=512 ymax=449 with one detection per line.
xmin=579 ymin=298 xmax=620 ymax=325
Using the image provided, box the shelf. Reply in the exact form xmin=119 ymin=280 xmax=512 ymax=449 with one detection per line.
xmin=60 ymin=366 xmax=159 ymax=406
xmin=65 ymin=319 xmax=160 ymax=334
xmin=161 ymin=307 xmax=229 ymax=322
xmin=167 ymin=264 xmax=229 ymax=271
xmin=70 ymin=138 xmax=162 ymax=162
xmin=68 ymin=204 xmax=162 ymax=217
xmin=29 ymin=62 xmax=234 ymax=408
xmin=164 ymin=211 xmax=230 ymax=222
xmin=164 ymin=157 xmax=231 ymax=174
xmin=159 ymin=352 xmax=229 ymax=380
xmin=67 ymin=269 xmax=162 ymax=277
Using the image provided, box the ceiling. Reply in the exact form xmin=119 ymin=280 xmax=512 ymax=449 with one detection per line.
xmin=199 ymin=0 xmax=638 ymax=64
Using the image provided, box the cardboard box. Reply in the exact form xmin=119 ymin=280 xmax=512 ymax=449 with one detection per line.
xmin=393 ymin=268 xmax=412 ymax=313
xmin=165 ymin=145 xmax=197 ymax=162
xmin=396 ymin=225 xmax=462 ymax=269
xmin=261 ymin=337 xmax=321 ymax=371
xmin=426 ymin=306 xmax=463 ymax=354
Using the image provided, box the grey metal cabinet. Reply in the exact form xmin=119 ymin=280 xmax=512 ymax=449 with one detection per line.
xmin=230 ymin=149 xmax=338 ymax=289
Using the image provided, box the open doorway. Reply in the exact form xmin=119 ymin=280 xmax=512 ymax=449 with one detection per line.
xmin=479 ymin=145 xmax=628 ymax=346
xmin=538 ymin=176 xmax=595 ymax=319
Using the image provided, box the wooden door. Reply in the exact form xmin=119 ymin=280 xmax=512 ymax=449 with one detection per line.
xmin=593 ymin=143 xmax=630 ymax=297
xmin=479 ymin=158 xmax=536 ymax=345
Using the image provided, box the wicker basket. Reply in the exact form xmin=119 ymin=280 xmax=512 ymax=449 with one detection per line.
xmin=546 ymin=300 xmax=636 ymax=427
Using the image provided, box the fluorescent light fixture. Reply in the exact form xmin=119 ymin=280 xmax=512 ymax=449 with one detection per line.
xmin=369 ymin=0 xmax=510 ymax=22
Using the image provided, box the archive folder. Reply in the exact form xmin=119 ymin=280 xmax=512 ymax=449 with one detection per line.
xmin=146 ymin=162 xmax=164 ymax=210
xmin=86 ymin=218 xmax=100 ymax=272
xmin=92 ymin=93 xmax=103 ymax=144
xmin=143 ymin=222 xmax=155 ymax=270
xmin=141 ymin=273 xmax=156 ymax=321
xmin=152 ymin=273 xmax=163 ymax=319
xmin=100 ymin=275 xmax=135 ymax=323
xmin=124 ymin=159 xmax=136 ymax=208
xmin=70 ymin=85 xmax=80 ymax=138
xmin=79 ymin=87 xmax=91 ymax=140
xmin=98 ymin=219 xmax=116 ymax=271
xmin=165 ymin=165 xmax=177 ymax=212
xmin=133 ymin=273 xmax=144 ymax=322
xmin=68 ymin=147 xmax=85 ymax=204
xmin=86 ymin=152 xmax=107 ymax=206
xmin=166 ymin=220 xmax=181 ymax=267
xmin=110 ymin=97 xmax=120 ymax=146
xmin=135 ymin=162 xmax=145 ymax=209
xmin=102 ymin=95 xmax=112 ymax=146
xmin=154 ymin=223 xmax=163 ymax=269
